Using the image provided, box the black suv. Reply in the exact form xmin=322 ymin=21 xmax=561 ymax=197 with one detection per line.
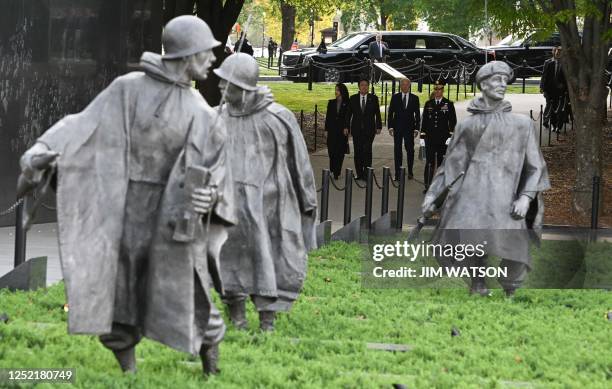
xmin=280 ymin=31 xmax=493 ymax=83
xmin=489 ymin=32 xmax=562 ymax=79
xmin=490 ymin=32 xmax=612 ymax=79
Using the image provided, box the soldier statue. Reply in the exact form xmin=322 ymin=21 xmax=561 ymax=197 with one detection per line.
xmin=18 ymin=16 xmax=236 ymax=375
xmin=213 ymin=53 xmax=317 ymax=331
xmin=422 ymin=61 xmax=550 ymax=296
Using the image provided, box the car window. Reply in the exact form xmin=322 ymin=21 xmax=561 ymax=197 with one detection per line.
xmin=498 ymin=35 xmax=524 ymax=47
xmin=415 ymin=37 xmax=426 ymax=49
xmin=330 ymin=33 xmax=370 ymax=49
xmin=455 ymin=36 xmax=478 ymax=50
xmin=426 ymin=36 xmax=459 ymax=50
xmin=531 ymin=34 xmax=561 ymax=47
xmin=384 ymin=35 xmax=415 ymax=50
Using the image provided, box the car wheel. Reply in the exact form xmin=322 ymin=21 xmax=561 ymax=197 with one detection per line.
xmin=322 ymin=67 xmax=343 ymax=83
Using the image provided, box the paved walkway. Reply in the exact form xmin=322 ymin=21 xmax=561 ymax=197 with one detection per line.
xmin=0 ymin=93 xmax=576 ymax=286
xmin=310 ymin=93 xmax=550 ymax=232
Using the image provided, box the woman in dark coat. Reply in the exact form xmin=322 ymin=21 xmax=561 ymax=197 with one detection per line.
xmin=324 ymin=83 xmax=350 ymax=179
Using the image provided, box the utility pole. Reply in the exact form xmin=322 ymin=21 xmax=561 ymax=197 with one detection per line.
xmin=484 ymin=0 xmax=489 ymax=63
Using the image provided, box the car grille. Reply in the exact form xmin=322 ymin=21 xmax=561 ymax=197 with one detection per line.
xmin=282 ymin=55 xmax=301 ymax=66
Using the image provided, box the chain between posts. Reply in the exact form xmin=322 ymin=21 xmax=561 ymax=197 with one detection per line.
xmin=0 ymin=198 xmax=24 ymax=216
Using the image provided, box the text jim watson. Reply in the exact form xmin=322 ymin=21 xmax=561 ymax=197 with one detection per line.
xmin=372 ymin=266 xmax=508 ymax=278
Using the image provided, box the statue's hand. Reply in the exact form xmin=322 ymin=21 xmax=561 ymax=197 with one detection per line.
xmin=191 ymin=186 xmax=218 ymax=214
xmin=422 ymin=198 xmax=437 ymax=218
xmin=20 ymin=143 xmax=59 ymax=184
xmin=511 ymin=195 xmax=531 ymax=219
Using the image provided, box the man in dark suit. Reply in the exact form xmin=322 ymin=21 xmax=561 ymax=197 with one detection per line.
xmin=345 ymin=79 xmax=382 ymax=180
xmin=368 ymin=33 xmax=389 ymax=62
xmin=421 ymin=80 xmax=456 ymax=193
xmin=388 ymin=77 xmax=420 ymax=180
xmin=540 ymin=46 xmax=568 ymax=132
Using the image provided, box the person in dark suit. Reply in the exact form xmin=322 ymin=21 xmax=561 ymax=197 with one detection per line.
xmin=324 ymin=83 xmax=350 ymax=179
xmin=368 ymin=33 xmax=389 ymax=62
xmin=540 ymin=46 xmax=568 ymax=132
xmin=345 ymin=79 xmax=382 ymax=180
xmin=387 ymin=77 xmax=420 ymax=180
xmin=234 ymin=32 xmax=254 ymax=56
xmin=421 ymin=80 xmax=456 ymax=193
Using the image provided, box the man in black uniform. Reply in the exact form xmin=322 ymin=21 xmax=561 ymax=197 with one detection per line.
xmin=421 ymin=80 xmax=456 ymax=193
xmin=345 ymin=79 xmax=382 ymax=180
xmin=388 ymin=77 xmax=420 ymax=180
xmin=540 ymin=46 xmax=568 ymax=132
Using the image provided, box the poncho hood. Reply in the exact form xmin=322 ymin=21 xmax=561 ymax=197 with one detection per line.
xmin=225 ymin=86 xmax=275 ymax=117
xmin=467 ymin=97 xmax=512 ymax=114
xmin=140 ymin=51 xmax=191 ymax=88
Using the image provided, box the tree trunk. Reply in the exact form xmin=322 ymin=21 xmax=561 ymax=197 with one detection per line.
xmin=379 ymin=0 xmax=387 ymax=30
xmin=551 ymin=1 xmax=610 ymax=219
xmin=163 ymin=0 xmax=195 ymax=24
xmin=280 ymin=1 xmax=296 ymax=54
xmin=195 ymin=0 xmax=245 ymax=106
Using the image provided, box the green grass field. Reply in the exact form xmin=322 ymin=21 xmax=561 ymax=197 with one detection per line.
xmin=262 ymin=81 xmax=540 ymax=113
xmin=1 ymin=241 xmax=610 ymax=388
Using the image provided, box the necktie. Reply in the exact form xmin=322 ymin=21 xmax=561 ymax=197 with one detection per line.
xmin=402 ymin=94 xmax=407 ymax=109
xmin=361 ymin=96 xmax=366 ymax=112
xmin=379 ymin=43 xmax=383 ymax=58
xmin=555 ymin=61 xmax=559 ymax=77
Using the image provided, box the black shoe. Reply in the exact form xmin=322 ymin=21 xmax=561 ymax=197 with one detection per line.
xmin=408 ymin=173 xmax=414 ymax=180
xmin=393 ymin=176 xmax=400 ymax=182
xmin=333 ymin=173 xmax=340 ymax=180
xmin=228 ymin=300 xmax=247 ymax=330
xmin=422 ymin=188 xmax=428 ymax=194
xmin=200 ymin=344 xmax=220 ymax=375
xmin=112 ymin=347 xmax=137 ymax=373
xmin=259 ymin=311 xmax=276 ymax=332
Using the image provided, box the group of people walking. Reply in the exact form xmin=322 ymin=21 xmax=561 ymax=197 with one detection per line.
xmin=324 ymin=77 xmax=456 ymax=192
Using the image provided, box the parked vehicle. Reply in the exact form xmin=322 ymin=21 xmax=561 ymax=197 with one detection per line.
xmin=280 ymin=31 xmax=494 ymax=83
xmin=490 ymin=32 xmax=612 ymax=80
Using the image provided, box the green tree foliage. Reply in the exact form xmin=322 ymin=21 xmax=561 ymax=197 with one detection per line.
xmin=340 ymin=0 xmax=418 ymax=32
xmin=414 ymin=0 xmax=484 ymax=38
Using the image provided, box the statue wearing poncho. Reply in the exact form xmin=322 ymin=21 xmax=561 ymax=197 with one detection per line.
xmin=214 ymin=53 xmax=317 ymax=331
xmin=17 ymin=16 xmax=236 ymax=375
xmin=422 ymin=61 xmax=550 ymax=296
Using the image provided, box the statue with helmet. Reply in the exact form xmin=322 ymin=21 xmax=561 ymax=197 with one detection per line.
xmin=214 ymin=53 xmax=317 ymax=331
xmin=422 ymin=61 xmax=550 ymax=297
xmin=17 ymin=16 xmax=237 ymax=375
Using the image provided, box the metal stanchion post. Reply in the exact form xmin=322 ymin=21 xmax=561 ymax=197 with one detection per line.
xmin=320 ymin=169 xmax=330 ymax=223
xmin=314 ymin=104 xmax=318 ymax=151
xmin=539 ymin=104 xmax=543 ymax=147
xmin=381 ymin=167 xmax=390 ymax=216
xmin=14 ymin=197 xmax=26 ymax=267
xmin=396 ymin=167 xmax=406 ymax=231
xmin=308 ymin=62 xmax=313 ymax=91
xmin=300 ymin=109 xmax=304 ymax=132
xmin=343 ymin=168 xmax=353 ymax=225
xmin=365 ymin=168 xmax=374 ymax=229
xmin=591 ymin=176 xmax=600 ymax=230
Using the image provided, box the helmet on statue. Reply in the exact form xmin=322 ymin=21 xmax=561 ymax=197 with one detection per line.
xmin=213 ymin=53 xmax=259 ymax=91
xmin=162 ymin=15 xmax=221 ymax=59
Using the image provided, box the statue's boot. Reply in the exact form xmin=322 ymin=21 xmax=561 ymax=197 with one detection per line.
xmin=504 ymin=287 xmax=517 ymax=297
xmin=259 ymin=311 xmax=276 ymax=332
xmin=112 ymin=347 xmax=137 ymax=373
xmin=470 ymin=277 xmax=490 ymax=296
xmin=228 ymin=300 xmax=248 ymax=330
xmin=200 ymin=343 xmax=220 ymax=375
